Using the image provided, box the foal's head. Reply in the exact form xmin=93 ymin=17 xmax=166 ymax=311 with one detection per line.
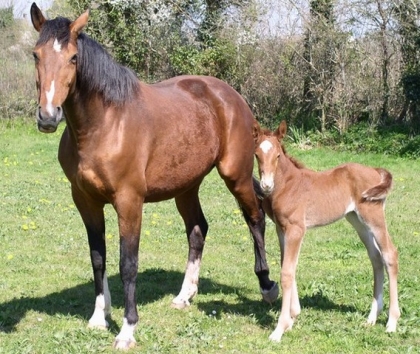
xmin=253 ymin=120 xmax=287 ymax=195
xmin=30 ymin=3 xmax=89 ymax=133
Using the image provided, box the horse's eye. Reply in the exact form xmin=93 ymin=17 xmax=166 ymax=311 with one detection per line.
xmin=33 ymin=52 xmax=39 ymax=63
xmin=70 ymin=54 xmax=77 ymax=64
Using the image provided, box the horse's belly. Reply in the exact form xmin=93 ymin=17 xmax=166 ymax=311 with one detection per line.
xmin=143 ymin=154 xmax=216 ymax=202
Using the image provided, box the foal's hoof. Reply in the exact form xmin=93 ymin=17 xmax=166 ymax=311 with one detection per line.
xmin=268 ymin=329 xmax=283 ymax=342
xmin=261 ymin=282 xmax=279 ymax=305
xmin=113 ymin=338 xmax=136 ymax=350
xmin=171 ymin=299 xmax=191 ymax=310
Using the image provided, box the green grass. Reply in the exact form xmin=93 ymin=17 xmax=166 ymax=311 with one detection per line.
xmin=0 ymin=121 xmax=419 ymax=353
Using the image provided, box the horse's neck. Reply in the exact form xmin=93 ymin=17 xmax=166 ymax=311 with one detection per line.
xmin=276 ymin=153 xmax=305 ymax=184
xmin=62 ymin=94 xmax=105 ymax=146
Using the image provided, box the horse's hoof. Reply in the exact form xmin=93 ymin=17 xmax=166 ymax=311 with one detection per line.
xmin=87 ymin=320 xmax=109 ymax=330
xmin=261 ymin=282 xmax=279 ymax=305
xmin=171 ymin=299 xmax=190 ymax=310
xmin=113 ymin=339 xmax=136 ymax=350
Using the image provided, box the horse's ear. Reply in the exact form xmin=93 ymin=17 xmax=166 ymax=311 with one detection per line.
xmin=69 ymin=9 xmax=89 ymax=39
xmin=252 ymin=120 xmax=261 ymax=144
xmin=30 ymin=3 xmax=46 ymax=32
xmin=276 ymin=120 xmax=287 ymax=140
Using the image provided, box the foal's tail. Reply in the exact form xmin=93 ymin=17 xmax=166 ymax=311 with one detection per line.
xmin=362 ymin=168 xmax=393 ymax=201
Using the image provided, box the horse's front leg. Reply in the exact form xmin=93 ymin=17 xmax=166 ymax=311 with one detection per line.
xmin=113 ymin=194 xmax=143 ymax=350
xmin=277 ymin=224 xmax=301 ymax=319
xmin=72 ymin=189 xmax=111 ymax=329
xmin=270 ymin=224 xmax=304 ymax=342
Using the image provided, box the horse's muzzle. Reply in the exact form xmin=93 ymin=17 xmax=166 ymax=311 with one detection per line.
xmin=37 ymin=105 xmax=63 ymax=133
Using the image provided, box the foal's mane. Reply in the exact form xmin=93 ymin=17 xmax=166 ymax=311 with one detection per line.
xmin=37 ymin=17 xmax=140 ymax=106
xmin=260 ymin=128 xmax=305 ymax=169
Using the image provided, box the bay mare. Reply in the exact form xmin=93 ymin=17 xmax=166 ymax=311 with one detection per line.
xmin=30 ymin=3 xmax=278 ymax=349
xmin=253 ymin=120 xmax=400 ymax=342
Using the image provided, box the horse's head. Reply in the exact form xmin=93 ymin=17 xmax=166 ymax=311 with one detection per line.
xmin=253 ymin=120 xmax=287 ymax=195
xmin=30 ymin=3 xmax=89 ymax=133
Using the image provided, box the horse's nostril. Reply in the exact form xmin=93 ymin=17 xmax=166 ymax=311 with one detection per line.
xmin=37 ymin=106 xmax=44 ymax=120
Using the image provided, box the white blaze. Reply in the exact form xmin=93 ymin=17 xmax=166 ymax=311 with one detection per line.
xmin=259 ymin=139 xmax=275 ymax=193
xmin=45 ymin=80 xmax=55 ymax=116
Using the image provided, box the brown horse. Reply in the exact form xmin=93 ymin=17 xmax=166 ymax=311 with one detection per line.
xmin=253 ymin=120 xmax=400 ymax=342
xmin=30 ymin=3 xmax=278 ymax=349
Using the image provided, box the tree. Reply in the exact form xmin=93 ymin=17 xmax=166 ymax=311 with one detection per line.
xmin=395 ymin=0 xmax=420 ymax=130
xmin=303 ymin=0 xmax=337 ymax=131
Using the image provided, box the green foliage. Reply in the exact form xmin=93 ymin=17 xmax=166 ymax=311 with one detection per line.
xmin=170 ymin=38 xmax=237 ymax=79
xmin=286 ymin=122 xmax=420 ymax=158
xmin=0 ymin=14 xmax=36 ymax=120
xmin=0 ymin=6 xmax=13 ymax=29
xmin=68 ymin=0 xmax=151 ymax=76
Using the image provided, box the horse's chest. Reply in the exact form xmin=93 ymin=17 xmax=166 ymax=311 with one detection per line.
xmin=75 ymin=165 xmax=109 ymax=198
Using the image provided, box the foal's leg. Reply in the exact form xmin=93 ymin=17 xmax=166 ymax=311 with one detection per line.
xmin=277 ymin=224 xmax=301 ymax=319
xmin=346 ymin=210 xmax=400 ymax=332
xmin=270 ymin=223 xmax=304 ymax=341
xmin=72 ymin=188 xmax=111 ymax=329
xmin=172 ymin=185 xmax=208 ymax=309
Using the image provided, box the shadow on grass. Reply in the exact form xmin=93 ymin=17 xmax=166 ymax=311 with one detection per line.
xmin=0 ymin=267 xmax=357 ymax=334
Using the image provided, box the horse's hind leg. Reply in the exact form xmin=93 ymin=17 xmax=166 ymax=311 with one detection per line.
xmin=217 ymin=165 xmax=277 ymax=299
xmin=172 ymin=185 xmax=208 ymax=309
xmin=346 ymin=209 xmax=400 ymax=331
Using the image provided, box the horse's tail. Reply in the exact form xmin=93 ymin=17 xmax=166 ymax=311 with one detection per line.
xmin=252 ymin=175 xmax=265 ymax=200
xmin=362 ymin=168 xmax=393 ymax=201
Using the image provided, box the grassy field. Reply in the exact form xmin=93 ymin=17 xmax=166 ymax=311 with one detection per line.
xmin=0 ymin=121 xmax=419 ymax=353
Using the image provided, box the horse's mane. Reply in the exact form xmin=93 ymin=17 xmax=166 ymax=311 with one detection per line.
xmin=37 ymin=17 xmax=140 ymax=106
xmin=259 ymin=128 xmax=305 ymax=169
xmin=282 ymin=144 xmax=305 ymax=169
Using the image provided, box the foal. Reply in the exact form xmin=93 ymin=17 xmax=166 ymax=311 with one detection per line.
xmin=253 ymin=120 xmax=400 ymax=342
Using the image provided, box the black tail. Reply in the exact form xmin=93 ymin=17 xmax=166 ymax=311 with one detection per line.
xmin=252 ymin=175 xmax=265 ymax=200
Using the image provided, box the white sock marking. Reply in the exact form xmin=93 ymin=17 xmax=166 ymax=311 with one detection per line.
xmin=88 ymin=272 xmax=111 ymax=328
xmin=116 ymin=317 xmax=136 ymax=343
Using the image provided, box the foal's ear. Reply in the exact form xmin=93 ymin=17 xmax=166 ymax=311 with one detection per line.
xmin=276 ymin=120 xmax=287 ymax=140
xmin=31 ymin=3 xmax=46 ymax=32
xmin=69 ymin=9 xmax=89 ymax=39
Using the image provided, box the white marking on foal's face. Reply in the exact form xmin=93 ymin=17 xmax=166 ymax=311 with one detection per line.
xmin=53 ymin=38 xmax=61 ymax=53
xmin=45 ymin=80 xmax=55 ymax=116
xmin=258 ymin=139 xmax=276 ymax=194
xmin=260 ymin=140 xmax=273 ymax=154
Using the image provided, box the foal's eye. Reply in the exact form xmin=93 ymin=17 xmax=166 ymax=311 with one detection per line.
xmin=70 ymin=54 xmax=77 ymax=64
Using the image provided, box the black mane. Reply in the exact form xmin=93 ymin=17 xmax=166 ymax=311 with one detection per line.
xmin=37 ymin=17 xmax=140 ymax=106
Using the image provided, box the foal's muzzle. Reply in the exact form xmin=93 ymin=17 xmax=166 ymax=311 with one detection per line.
xmin=37 ymin=105 xmax=63 ymax=133
xmin=260 ymin=174 xmax=275 ymax=195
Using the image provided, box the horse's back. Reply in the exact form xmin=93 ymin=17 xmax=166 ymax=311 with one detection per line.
xmin=126 ymin=76 xmax=256 ymax=200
